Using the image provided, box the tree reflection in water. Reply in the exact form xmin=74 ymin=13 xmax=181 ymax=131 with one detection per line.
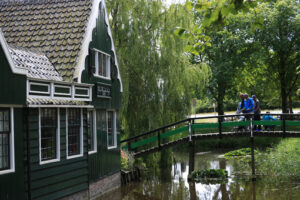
xmin=99 ymin=151 xmax=300 ymax=200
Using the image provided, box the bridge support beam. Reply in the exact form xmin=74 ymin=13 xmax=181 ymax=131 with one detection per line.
xmin=250 ymin=118 xmax=256 ymax=182
xmin=188 ymin=140 xmax=195 ymax=175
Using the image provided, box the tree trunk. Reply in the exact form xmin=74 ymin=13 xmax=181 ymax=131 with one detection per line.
xmin=288 ymin=95 xmax=293 ymax=113
xmin=280 ymin=72 xmax=288 ymax=113
xmin=217 ymin=92 xmax=225 ymax=116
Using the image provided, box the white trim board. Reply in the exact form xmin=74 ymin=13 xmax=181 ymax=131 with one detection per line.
xmin=39 ymin=108 xmax=61 ymax=165
xmin=66 ymin=108 xmax=84 ymax=160
xmin=75 ymin=0 xmax=123 ymax=92
xmin=28 ymin=105 xmax=94 ymax=108
xmin=107 ymin=110 xmax=117 ymax=150
xmin=88 ymin=109 xmax=97 ymax=154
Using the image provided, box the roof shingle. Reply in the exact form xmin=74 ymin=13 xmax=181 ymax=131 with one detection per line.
xmin=0 ymin=0 xmax=93 ymax=82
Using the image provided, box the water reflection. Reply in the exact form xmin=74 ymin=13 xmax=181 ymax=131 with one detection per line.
xmin=98 ymin=150 xmax=300 ymax=200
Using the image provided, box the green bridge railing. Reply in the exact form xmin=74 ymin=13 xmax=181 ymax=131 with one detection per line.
xmin=121 ymin=113 xmax=300 ymax=153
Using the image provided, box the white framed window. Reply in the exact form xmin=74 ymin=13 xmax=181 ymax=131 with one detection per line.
xmin=66 ymin=108 xmax=83 ymax=159
xmin=107 ymin=111 xmax=117 ymax=149
xmin=0 ymin=108 xmax=15 ymax=175
xmin=39 ymin=108 xmax=60 ymax=165
xmin=94 ymin=49 xmax=111 ymax=79
xmin=88 ymin=110 xmax=97 ymax=154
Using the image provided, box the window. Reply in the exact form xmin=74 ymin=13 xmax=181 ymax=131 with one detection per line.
xmin=107 ymin=111 xmax=116 ymax=149
xmin=0 ymin=108 xmax=14 ymax=175
xmin=94 ymin=50 xmax=111 ymax=79
xmin=88 ymin=110 xmax=97 ymax=153
xmin=40 ymin=108 xmax=59 ymax=164
xmin=67 ymin=109 xmax=82 ymax=158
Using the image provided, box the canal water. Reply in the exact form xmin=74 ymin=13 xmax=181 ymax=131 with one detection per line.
xmin=98 ymin=150 xmax=300 ymax=200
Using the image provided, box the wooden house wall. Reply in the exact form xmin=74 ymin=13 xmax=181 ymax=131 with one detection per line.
xmin=0 ymin=42 xmax=26 ymax=105
xmin=26 ymin=108 xmax=89 ymax=200
xmin=0 ymin=108 xmax=26 ymax=200
xmin=81 ymin=3 xmax=121 ymax=182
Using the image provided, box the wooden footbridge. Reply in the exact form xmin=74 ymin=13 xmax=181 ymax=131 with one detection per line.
xmin=121 ymin=113 xmax=300 ymax=157
xmin=121 ymin=113 xmax=300 ymax=181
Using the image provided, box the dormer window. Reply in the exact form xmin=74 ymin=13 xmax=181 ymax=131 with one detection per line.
xmin=92 ymin=49 xmax=111 ymax=79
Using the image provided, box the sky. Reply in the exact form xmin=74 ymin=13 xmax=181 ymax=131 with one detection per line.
xmin=164 ymin=0 xmax=187 ymax=7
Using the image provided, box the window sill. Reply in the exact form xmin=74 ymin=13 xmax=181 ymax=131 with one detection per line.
xmin=67 ymin=154 xmax=83 ymax=160
xmin=107 ymin=145 xmax=117 ymax=150
xmin=0 ymin=168 xmax=15 ymax=175
xmin=93 ymin=74 xmax=111 ymax=80
xmin=40 ymin=158 xmax=60 ymax=165
xmin=88 ymin=150 xmax=97 ymax=155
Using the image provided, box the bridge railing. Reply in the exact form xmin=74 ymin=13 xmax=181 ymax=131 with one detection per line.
xmin=121 ymin=113 xmax=300 ymax=154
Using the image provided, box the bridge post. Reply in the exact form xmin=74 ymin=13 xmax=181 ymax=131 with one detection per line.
xmin=282 ymin=115 xmax=286 ymax=138
xmin=218 ymin=116 xmax=222 ymax=139
xmin=158 ymin=130 xmax=161 ymax=149
xmin=189 ymin=121 xmax=192 ymax=142
xmin=188 ymin=140 xmax=195 ymax=175
xmin=250 ymin=118 xmax=256 ymax=181
xmin=128 ymin=141 xmax=132 ymax=152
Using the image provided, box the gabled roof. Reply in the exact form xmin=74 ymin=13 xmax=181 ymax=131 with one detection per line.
xmin=0 ymin=0 xmax=123 ymax=92
xmin=0 ymin=0 xmax=93 ymax=82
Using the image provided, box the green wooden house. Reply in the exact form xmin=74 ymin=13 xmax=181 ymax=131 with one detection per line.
xmin=0 ymin=0 xmax=122 ymax=199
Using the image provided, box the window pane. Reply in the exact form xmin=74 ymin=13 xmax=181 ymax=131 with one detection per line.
xmin=103 ymin=55 xmax=107 ymax=77
xmin=87 ymin=111 xmax=95 ymax=152
xmin=3 ymin=111 xmax=9 ymax=121
xmin=0 ymin=121 xmax=3 ymax=132
xmin=68 ymin=109 xmax=81 ymax=156
xmin=41 ymin=108 xmax=57 ymax=161
xmin=0 ymin=108 xmax=10 ymax=170
xmin=97 ymin=110 xmax=107 ymax=132
xmin=98 ymin=53 xmax=103 ymax=76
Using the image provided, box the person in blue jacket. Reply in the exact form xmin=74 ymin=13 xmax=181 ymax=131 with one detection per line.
xmin=244 ymin=93 xmax=254 ymax=114
xmin=263 ymin=112 xmax=278 ymax=131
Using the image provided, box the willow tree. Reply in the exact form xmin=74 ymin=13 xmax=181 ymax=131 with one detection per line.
xmin=107 ymin=1 xmax=207 ymax=137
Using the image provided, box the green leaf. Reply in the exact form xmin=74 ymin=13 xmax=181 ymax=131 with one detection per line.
xmin=205 ymin=42 xmax=212 ymax=47
xmin=184 ymin=45 xmax=193 ymax=52
xmin=204 ymin=36 xmax=211 ymax=42
xmin=185 ymin=1 xmax=193 ymax=11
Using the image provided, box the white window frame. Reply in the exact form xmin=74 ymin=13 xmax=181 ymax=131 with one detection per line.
xmin=66 ymin=108 xmax=84 ymax=159
xmin=107 ymin=110 xmax=117 ymax=150
xmin=39 ymin=108 xmax=61 ymax=165
xmin=88 ymin=110 xmax=97 ymax=155
xmin=93 ymin=49 xmax=111 ymax=80
xmin=0 ymin=107 xmax=15 ymax=175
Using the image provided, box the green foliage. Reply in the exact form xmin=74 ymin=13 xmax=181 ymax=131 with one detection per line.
xmin=224 ymin=148 xmax=258 ymax=158
xmin=256 ymin=139 xmax=300 ymax=180
xmin=121 ymin=150 xmax=135 ymax=170
xmin=251 ymin=0 xmax=300 ymax=113
xmin=191 ymin=169 xmax=228 ymax=183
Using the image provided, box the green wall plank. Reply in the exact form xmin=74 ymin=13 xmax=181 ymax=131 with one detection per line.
xmin=161 ymin=126 xmax=189 ymax=139
xmin=131 ymin=135 xmax=158 ymax=149
xmin=222 ymin=121 xmax=250 ymax=127
xmin=286 ymin=121 xmax=300 ymax=126
xmin=253 ymin=121 xmax=282 ymax=126
xmin=192 ymin=123 xmax=219 ymax=129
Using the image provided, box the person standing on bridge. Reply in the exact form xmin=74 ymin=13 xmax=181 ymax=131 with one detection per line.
xmin=244 ymin=93 xmax=254 ymax=120
xmin=237 ymin=93 xmax=245 ymax=115
xmin=252 ymin=95 xmax=261 ymax=131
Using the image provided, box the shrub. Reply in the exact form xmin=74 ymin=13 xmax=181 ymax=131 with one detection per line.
xmin=121 ymin=150 xmax=135 ymax=171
